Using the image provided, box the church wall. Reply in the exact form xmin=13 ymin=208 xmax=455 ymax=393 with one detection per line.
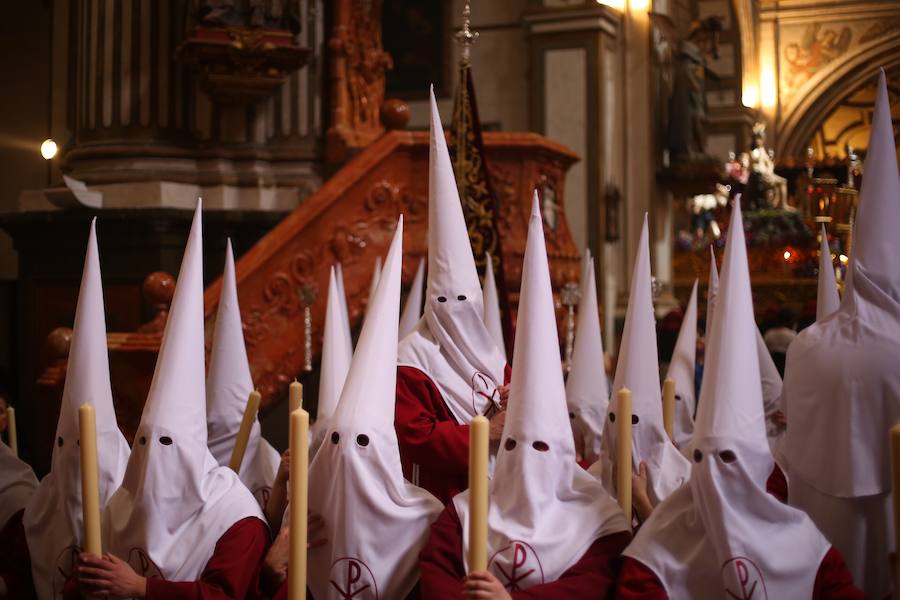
xmin=0 ymin=2 xmax=54 ymax=280
xmin=401 ymin=0 xmax=531 ymax=134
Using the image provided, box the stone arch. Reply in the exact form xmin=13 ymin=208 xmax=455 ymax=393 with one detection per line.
xmin=776 ymin=30 xmax=900 ymax=158
xmin=730 ymin=0 xmax=756 ymax=92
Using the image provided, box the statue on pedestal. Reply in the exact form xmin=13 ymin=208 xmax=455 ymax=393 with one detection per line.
xmin=746 ymin=123 xmax=792 ymax=211
xmin=196 ymin=0 xmax=301 ymax=34
xmin=651 ymin=15 xmax=724 ymax=163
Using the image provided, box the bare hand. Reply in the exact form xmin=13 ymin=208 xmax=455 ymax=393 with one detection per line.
xmin=262 ymin=513 xmax=326 ymax=592
xmin=488 ymin=411 xmax=507 ymax=442
xmin=632 ymin=461 xmax=654 ymax=522
xmin=771 ymin=411 xmax=787 ymax=428
xmin=464 ymin=570 xmax=512 ymax=599
xmin=262 ymin=527 xmax=290 ymax=590
xmin=276 ymin=449 xmax=291 ymax=482
xmin=497 ymin=385 xmax=510 ymax=409
xmin=76 ymin=552 xmax=147 ymax=599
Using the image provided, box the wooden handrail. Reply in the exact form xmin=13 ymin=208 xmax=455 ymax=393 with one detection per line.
xmin=202 ymin=130 xmax=580 ymax=411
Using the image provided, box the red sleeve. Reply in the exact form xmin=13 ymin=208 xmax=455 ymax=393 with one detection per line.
xmin=509 ymin=532 xmax=631 ymax=600
xmin=766 ymin=463 xmax=788 ymax=503
xmin=395 ymin=366 xmax=470 ymax=476
xmin=145 ymin=517 xmax=269 ymax=600
xmin=0 ymin=510 xmax=36 ymax=600
xmin=614 ymin=557 xmax=669 ymax=600
xmin=418 ymin=503 xmax=467 ymax=600
xmin=812 ymin=547 xmax=866 ymax=600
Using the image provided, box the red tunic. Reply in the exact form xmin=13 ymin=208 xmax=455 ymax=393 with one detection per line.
xmin=395 ymin=365 xmax=511 ymax=505
xmin=615 ymin=548 xmax=865 ymax=599
xmin=270 ymin=580 xmax=419 ymax=600
xmin=419 ymin=502 xmax=630 ymax=599
xmin=62 ymin=516 xmax=268 ymax=600
xmin=0 ymin=509 xmax=36 ymax=600
xmin=767 ymin=462 xmax=789 ymax=503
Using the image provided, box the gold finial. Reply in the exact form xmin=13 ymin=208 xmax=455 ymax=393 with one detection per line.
xmin=455 ymin=0 xmax=479 ymax=65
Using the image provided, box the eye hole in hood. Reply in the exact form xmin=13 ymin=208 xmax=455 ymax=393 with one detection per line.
xmin=504 ymin=438 xmax=517 ymax=451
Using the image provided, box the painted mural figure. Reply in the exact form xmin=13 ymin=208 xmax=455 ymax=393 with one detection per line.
xmin=783 ymin=24 xmax=852 ymax=91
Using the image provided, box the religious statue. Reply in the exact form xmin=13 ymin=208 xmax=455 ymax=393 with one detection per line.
xmin=746 ymin=123 xmax=792 ymax=211
xmin=688 ymin=183 xmax=730 ymax=240
xmin=541 ymin=183 xmax=560 ymax=232
xmin=725 ymin=151 xmax=750 ymax=184
xmin=195 ymin=0 xmax=302 ymax=35
xmin=650 ymin=15 xmax=724 ymax=162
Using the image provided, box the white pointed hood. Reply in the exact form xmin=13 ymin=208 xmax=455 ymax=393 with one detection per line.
xmin=311 ymin=266 xmax=354 ymax=455
xmin=566 ymin=250 xmax=609 ymax=463
xmin=206 ymin=240 xmax=280 ymax=507
xmin=816 ymin=225 xmax=840 ymax=322
xmin=482 ymin=252 xmax=506 ymax=357
xmin=23 ymin=219 xmax=131 ymax=600
xmin=711 ymin=244 xmax=782 ymax=446
xmin=399 ymin=257 xmax=426 ymax=340
xmin=625 ymin=199 xmax=831 ymax=599
xmin=601 ymin=216 xmax=691 ymax=503
xmin=104 ymin=203 xmax=262 ymax=581
xmin=455 ymin=196 xmax=627 ymax=589
xmin=335 ymin=262 xmax=353 ymax=351
xmin=666 ymin=281 xmax=698 ymax=449
xmin=783 ymin=69 xmax=900 ymax=499
xmin=365 ymin=256 xmax=383 ymax=317
xmin=756 ymin=325 xmax=784 ymax=447
xmin=308 ymin=216 xmax=443 ymax=600
xmin=398 ymin=88 xmax=506 ymax=426
xmin=0 ymin=441 xmax=37 ymax=528
xmin=706 ymin=245 xmax=719 ymax=333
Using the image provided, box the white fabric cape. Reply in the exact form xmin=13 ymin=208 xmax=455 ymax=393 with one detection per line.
xmin=665 ymin=280 xmax=697 ymax=449
xmin=455 ymin=195 xmax=627 ymax=589
xmin=397 ymin=89 xmax=506 ymax=427
xmin=206 ymin=239 xmax=279 ymax=508
xmin=625 ymin=199 xmax=831 ymax=599
xmin=104 ymin=203 xmax=262 ymax=581
xmin=0 ymin=441 xmax=37 ymax=528
xmin=308 ymin=217 xmax=443 ymax=600
xmin=23 ymin=220 xmax=131 ymax=600
xmin=781 ymin=69 xmax=900 ymax=598
xmin=565 ymin=251 xmax=609 ymax=463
